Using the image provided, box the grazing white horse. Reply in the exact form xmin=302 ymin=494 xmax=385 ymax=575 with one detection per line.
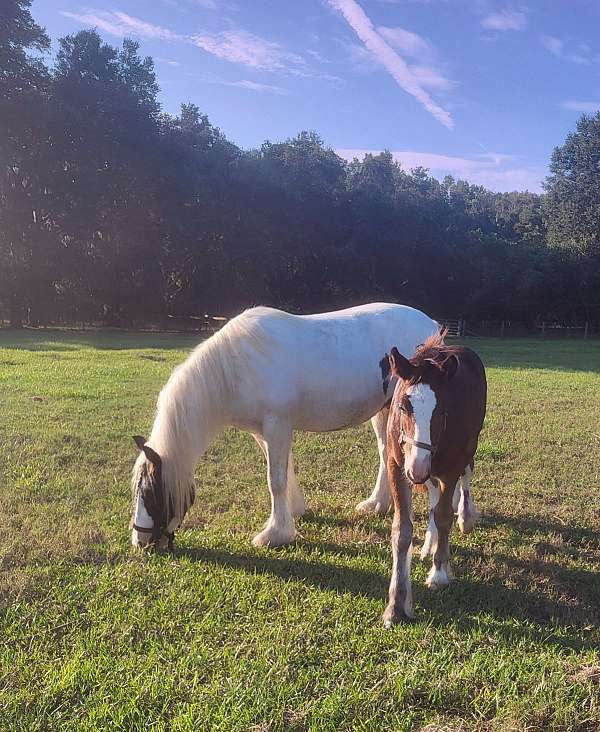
xmin=131 ymin=302 xmax=439 ymax=549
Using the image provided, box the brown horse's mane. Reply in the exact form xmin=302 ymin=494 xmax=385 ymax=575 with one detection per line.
xmin=409 ymin=329 xmax=457 ymax=372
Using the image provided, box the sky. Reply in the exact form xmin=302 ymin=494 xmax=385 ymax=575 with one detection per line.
xmin=31 ymin=0 xmax=600 ymax=192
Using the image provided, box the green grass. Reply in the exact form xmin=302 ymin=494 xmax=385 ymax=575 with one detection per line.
xmin=1 ymin=331 xmax=599 ymax=732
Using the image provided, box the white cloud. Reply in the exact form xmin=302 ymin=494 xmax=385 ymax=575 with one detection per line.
xmin=541 ymin=36 xmax=596 ymax=65
xmin=61 ymin=10 xmax=180 ymax=40
xmin=409 ymin=64 xmax=454 ymax=91
xmin=62 ymin=11 xmax=324 ymax=77
xmin=567 ymin=54 xmax=591 ymax=65
xmin=225 ymin=79 xmax=288 ymax=94
xmin=481 ymin=10 xmax=527 ymax=32
xmin=306 ymin=48 xmax=330 ymax=64
xmin=159 ymin=0 xmax=224 ymax=9
xmin=60 ymin=11 xmax=129 ymax=38
xmin=336 ymin=148 xmax=544 ymax=192
xmin=112 ymin=11 xmax=179 ymax=40
xmin=561 ymin=100 xmax=600 ymax=113
xmin=327 ymin=0 xmax=453 ymax=128
xmin=375 ymin=27 xmax=454 ymax=91
xmin=478 ymin=152 xmax=516 ymax=166
xmin=377 ymin=26 xmax=432 ymax=59
xmin=190 ymin=30 xmax=306 ymax=72
xmin=541 ymin=35 xmax=563 ymax=56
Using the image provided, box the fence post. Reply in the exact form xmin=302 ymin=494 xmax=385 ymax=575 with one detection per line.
xmin=541 ymin=322 xmax=546 ymax=338
xmin=500 ymin=320 xmax=505 ymax=338
xmin=584 ymin=321 xmax=589 ymax=339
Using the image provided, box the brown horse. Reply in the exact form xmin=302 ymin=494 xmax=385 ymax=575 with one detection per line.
xmin=382 ymin=334 xmax=487 ymax=626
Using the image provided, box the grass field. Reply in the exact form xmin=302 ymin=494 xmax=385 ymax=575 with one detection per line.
xmin=1 ymin=330 xmax=599 ymax=732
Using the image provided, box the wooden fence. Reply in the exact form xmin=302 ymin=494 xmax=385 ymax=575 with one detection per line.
xmin=438 ymin=318 xmax=466 ymax=337
xmin=439 ymin=319 xmax=596 ymax=338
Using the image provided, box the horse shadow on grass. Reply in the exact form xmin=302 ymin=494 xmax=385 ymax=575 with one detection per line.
xmin=175 ymin=527 xmax=599 ymax=652
xmin=481 ymin=512 xmax=600 ymax=550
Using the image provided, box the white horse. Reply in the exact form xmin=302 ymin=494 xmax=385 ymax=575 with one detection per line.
xmin=131 ymin=302 xmax=440 ymax=549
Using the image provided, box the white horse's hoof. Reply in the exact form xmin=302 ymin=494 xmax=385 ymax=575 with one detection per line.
xmin=383 ymin=607 xmax=414 ymax=627
xmin=426 ymin=565 xmax=451 ymax=589
xmin=252 ymin=524 xmax=296 ymax=548
xmin=355 ymin=498 xmax=391 ymax=516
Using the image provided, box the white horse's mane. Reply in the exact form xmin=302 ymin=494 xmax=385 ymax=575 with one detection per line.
xmin=132 ymin=307 xmax=279 ymax=528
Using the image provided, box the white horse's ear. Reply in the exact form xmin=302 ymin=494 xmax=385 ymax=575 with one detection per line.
xmin=133 ymin=435 xmax=147 ymax=451
xmin=145 ymin=444 xmax=162 ymax=467
xmin=389 ymin=347 xmax=414 ymax=380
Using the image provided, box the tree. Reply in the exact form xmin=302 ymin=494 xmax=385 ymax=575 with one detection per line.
xmin=545 ymin=113 xmax=600 ymax=321
xmin=50 ymin=30 xmax=165 ymax=324
xmin=2 ymin=1 xmax=594 ymax=328
xmin=0 ymin=0 xmax=51 ymax=325
xmin=0 ymin=0 xmax=49 ymax=102
xmin=545 ymin=113 xmax=600 ymax=257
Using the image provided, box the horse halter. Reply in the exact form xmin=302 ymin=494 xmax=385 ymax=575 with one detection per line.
xmin=399 ymin=406 xmax=447 ymax=456
xmin=132 ymin=522 xmax=175 ymax=550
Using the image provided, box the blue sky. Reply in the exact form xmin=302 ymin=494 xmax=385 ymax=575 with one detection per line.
xmin=31 ymin=0 xmax=600 ymax=192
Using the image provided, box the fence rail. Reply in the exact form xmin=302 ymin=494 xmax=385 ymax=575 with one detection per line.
xmin=438 ymin=318 xmax=466 ymax=337
xmin=439 ymin=318 xmax=596 ymax=338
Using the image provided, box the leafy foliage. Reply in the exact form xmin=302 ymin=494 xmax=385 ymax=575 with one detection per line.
xmin=0 ymin=3 xmax=597 ymax=327
xmin=544 ymin=113 xmax=600 ymax=319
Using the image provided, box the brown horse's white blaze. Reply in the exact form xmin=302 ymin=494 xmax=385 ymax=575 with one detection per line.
xmin=382 ymin=334 xmax=487 ymax=627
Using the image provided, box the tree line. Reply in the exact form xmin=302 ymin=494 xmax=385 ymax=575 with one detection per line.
xmin=2 ymin=0 xmax=599 ymax=328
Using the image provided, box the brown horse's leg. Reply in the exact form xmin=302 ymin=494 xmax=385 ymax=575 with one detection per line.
xmin=383 ymin=458 xmax=414 ymax=626
xmin=426 ymin=474 xmax=459 ymax=589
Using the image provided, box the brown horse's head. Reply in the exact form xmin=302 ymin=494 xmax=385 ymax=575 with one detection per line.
xmin=389 ymin=335 xmax=458 ymax=483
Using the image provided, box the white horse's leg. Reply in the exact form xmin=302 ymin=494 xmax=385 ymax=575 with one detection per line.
xmin=253 ymin=433 xmax=268 ymax=460
xmin=254 ymin=434 xmax=305 ymax=517
xmin=420 ymin=479 xmax=440 ymax=560
xmin=457 ymin=464 xmax=479 ymax=534
xmin=452 ymin=481 xmax=460 ymax=512
xmin=252 ymin=420 xmax=296 ymax=547
xmin=286 ymin=450 xmax=306 ymax=517
xmin=356 ymin=407 xmax=391 ymax=515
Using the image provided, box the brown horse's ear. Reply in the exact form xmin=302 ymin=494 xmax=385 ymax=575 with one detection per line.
xmin=389 ymin=347 xmax=414 ymax=380
xmin=442 ymin=354 xmax=459 ymax=381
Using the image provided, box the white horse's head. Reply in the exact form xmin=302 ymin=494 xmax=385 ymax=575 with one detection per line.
xmin=389 ymin=341 xmax=458 ymax=484
xmin=131 ymin=436 xmax=188 ymax=550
